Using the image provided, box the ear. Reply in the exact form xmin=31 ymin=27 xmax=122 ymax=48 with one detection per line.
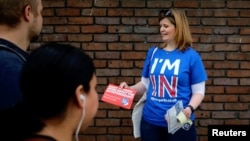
xmin=23 ymin=5 xmax=32 ymax=21
xmin=75 ymin=85 xmax=85 ymax=108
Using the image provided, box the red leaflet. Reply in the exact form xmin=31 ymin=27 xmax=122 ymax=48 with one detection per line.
xmin=101 ymin=84 xmax=137 ymax=109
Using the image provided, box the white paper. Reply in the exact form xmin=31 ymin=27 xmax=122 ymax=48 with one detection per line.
xmin=165 ymin=100 xmax=184 ymax=134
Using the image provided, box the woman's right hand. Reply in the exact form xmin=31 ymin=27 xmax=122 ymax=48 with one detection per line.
xmin=119 ymin=82 xmax=129 ymax=88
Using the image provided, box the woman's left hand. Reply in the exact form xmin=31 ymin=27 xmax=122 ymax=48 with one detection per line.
xmin=183 ymin=107 xmax=192 ymax=119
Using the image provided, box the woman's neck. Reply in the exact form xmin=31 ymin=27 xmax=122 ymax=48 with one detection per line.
xmin=163 ymin=41 xmax=177 ymax=51
xmin=164 ymin=45 xmax=177 ymax=51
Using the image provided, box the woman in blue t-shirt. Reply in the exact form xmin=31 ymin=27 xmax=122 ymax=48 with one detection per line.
xmin=120 ymin=8 xmax=208 ymax=141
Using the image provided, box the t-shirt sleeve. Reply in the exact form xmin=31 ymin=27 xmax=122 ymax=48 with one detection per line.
xmin=190 ymin=51 xmax=208 ymax=84
xmin=141 ymin=46 xmax=156 ymax=78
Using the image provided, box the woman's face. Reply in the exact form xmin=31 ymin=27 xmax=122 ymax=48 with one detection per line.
xmin=159 ymin=18 xmax=176 ymax=43
xmin=81 ymin=74 xmax=98 ymax=130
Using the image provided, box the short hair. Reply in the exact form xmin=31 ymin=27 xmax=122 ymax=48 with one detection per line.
xmin=0 ymin=0 xmax=39 ymax=27
xmin=159 ymin=8 xmax=193 ymax=51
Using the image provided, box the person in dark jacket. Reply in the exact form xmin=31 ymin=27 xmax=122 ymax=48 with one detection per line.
xmin=0 ymin=0 xmax=43 ymax=110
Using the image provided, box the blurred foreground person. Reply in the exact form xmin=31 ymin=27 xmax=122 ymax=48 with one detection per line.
xmin=0 ymin=43 xmax=99 ymax=141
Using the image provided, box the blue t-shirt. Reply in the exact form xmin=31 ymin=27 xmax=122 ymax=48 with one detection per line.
xmin=0 ymin=38 xmax=28 ymax=111
xmin=142 ymin=46 xmax=208 ymax=127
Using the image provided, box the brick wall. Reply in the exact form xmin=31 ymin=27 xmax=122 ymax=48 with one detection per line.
xmin=33 ymin=0 xmax=250 ymax=141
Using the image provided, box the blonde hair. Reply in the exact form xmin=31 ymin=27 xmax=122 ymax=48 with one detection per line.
xmin=159 ymin=8 xmax=192 ymax=51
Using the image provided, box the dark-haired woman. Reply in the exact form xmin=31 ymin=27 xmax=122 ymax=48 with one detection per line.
xmin=0 ymin=43 xmax=99 ymax=141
